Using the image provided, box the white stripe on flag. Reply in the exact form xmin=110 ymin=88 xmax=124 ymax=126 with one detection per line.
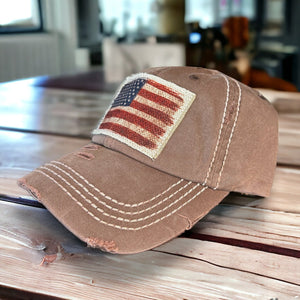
xmin=134 ymin=95 xmax=177 ymax=117
xmin=101 ymin=116 xmax=160 ymax=143
xmin=108 ymin=107 xmax=168 ymax=130
xmin=143 ymin=83 xmax=184 ymax=106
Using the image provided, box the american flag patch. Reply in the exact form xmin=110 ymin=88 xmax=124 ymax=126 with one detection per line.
xmin=93 ymin=73 xmax=196 ymax=159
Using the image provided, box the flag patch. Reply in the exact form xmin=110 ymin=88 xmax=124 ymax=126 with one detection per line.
xmin=93 ymin=73 xmax=196 ymax=159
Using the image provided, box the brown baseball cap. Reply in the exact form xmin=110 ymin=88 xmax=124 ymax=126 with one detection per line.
xmin=18 ymin=67 xmax=278 ymax=254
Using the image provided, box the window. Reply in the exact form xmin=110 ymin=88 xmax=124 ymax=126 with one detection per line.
xmin=99 ymin=0 xmax=156 ymax=37
xmin=0 ymin=0 xmax=43 ymax=33
xmin=185 ymin=0 xmax=256 ymax=28
xmin=263 ymin=0 xmax=286 ymax=36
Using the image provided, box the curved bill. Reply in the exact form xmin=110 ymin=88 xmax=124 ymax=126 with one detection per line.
xmin=18 ymin=143 xmax=228 ymax=254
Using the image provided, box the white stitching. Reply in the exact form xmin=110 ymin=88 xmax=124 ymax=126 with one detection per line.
xmin=37 ymin=167 xmax=199 ymax=222
xmin=215 ymin=80 xmax=242 ymax=189
xmin=35 ymin=169 xmax=207 ymax=231
xmin=203 ymin=74 xmax=230 ymax=185
xmin=43 ymin=163 xmax=192 ymax=215
xmin=52 ymin=161 xmax=183 ymax=207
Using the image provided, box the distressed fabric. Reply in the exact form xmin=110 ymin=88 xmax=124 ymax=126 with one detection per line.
xmin=18 ymin=67 xmax=278 ymax=254
xmin=93 ymin=73 xmax=195 ymax=159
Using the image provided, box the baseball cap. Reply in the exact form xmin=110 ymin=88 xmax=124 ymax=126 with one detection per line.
xmin=18 ymin=67 xmax=278 ymax=254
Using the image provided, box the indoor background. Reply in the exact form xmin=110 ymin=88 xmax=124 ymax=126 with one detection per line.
xmin=0 ymin=0 xmax=299 ymax=91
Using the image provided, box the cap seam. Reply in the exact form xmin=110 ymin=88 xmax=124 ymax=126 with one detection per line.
xmin=214 ymin=79 xmax=242 ymax=189
xmin=205 ymin=77 xmax=242 ymax=189
xmin=203 ymin=73 xmax=230 ymax=186
xmin=208 ymin=111 xmax=236 ymax=186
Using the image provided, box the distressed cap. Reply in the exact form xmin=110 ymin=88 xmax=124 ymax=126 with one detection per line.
xmin=18 ymin=67 xmax=278 ymax=254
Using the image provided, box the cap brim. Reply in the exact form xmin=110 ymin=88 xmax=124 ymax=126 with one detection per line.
xmin=18 ymin=143 xmax=228 ymax=254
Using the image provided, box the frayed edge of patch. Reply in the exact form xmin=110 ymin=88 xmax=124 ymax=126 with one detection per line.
xmin=86 ymin=237 xmax=118 ymax=253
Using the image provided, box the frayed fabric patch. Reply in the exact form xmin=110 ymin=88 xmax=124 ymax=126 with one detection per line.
xmin=93 ymin=73 xmax=196 ymax=159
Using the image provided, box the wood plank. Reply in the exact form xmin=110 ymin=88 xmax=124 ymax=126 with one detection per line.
xmin=189 ymin=167 xmax=300 ymax=251
xmin=0 ymin=201 xmax=299 ymax=299
xmin=278 ymin=114 xmax=300 ymax=166
xmin=191 ymin=203 xmax=300 ymax=251
xmin=155 ymin=238 xmax=300 ymax=285
xmin=223 ymin=167 xmax=300 ymax=213
xmin=191 ymin=168 xmax=300 ymax=250
xmin=1 ymin=166 xmax=299 ymax=251
xmin=191 ymin=168 xmax=300 ymax=251
xmin=0 ymin=130 xmax=89 ymax=170
xmin=257 ymin=88 xmax=300 ymax=113
xmin=0 ymin=84 xmax=112 ymax=137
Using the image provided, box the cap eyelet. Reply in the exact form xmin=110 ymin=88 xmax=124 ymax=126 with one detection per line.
xmin=189 ymin=74 xmax=199 ymax=80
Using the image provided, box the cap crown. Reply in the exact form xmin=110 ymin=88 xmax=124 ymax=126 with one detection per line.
xmin=93 ymin=67 xmax=278 ymax=197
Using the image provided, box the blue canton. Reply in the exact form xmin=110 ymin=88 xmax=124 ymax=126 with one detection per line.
xmin=111 ymin=78 xmax=147 ymax=108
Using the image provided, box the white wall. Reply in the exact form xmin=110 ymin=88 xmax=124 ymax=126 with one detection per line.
xmin=41 ymin=0 xmax=78 ymax=74
xmin=0 ymin=0 xmax=79 ymax=82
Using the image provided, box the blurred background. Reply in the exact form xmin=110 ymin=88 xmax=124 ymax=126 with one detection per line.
xmin=0 ymin=0 xmax=299 ymax=91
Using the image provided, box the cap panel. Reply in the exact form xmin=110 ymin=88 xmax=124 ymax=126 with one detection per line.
xmin=93 ymin=67 xmax=230 ymax=184
xmin=215 ymin=82 xmax=278 ymax=196
xmin=204 ymin=76 xmax=241 ymax=189
xmin=18 ymin=143 xmax=228 ymax=254
xmin=93 ymin=67 xmax=278 ymax=196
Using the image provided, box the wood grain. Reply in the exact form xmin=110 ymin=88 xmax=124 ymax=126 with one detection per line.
xmin=257 ymin=88 xmax=300 ymax=113
xmin=190 ymin=167 xmax=300 ymax=251
xmin=0 ymin=85 xmax=112 ymax=137
xmin=278 ymin=114 xmax=300 ymax=166
xmin=1 ymin=164 xmax=299 ymax=250
xmin=155 ymin=237 xmax=300 ymax=285
xmin=0 ymin=201 xmax=299 ymax=300
xmin=0 ymin=130 xmax=89 ymax=169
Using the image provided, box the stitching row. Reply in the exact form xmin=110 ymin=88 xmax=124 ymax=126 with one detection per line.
xmin=35 ymin=169 xmax=207 ymax=231
xmin=44 ymin=163 xmax=192 ymax=215
xmin=203 ymin=74 xmax=230 ymax=185
xmin=37 ymin=167 xmax=200 ymax=222
xmin=215 ymin=80 xmax=242 ymax=189
xmin=52 ymin=161 xmax=183 ymax=207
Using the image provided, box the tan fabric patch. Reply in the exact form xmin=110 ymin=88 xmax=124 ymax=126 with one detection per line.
xmin=93 ymin=73 xmax=195 ymax=159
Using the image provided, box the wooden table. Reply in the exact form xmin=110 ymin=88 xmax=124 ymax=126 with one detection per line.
xmin=0 ymin=76 xmax=299 ymax=299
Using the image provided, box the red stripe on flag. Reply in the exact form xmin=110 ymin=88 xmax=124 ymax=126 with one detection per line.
xmin=99 ymin=122 xmax=156 ymax=149
xmin=131 ymin=102 xmax=173 ymax=125
xmin=138 ymin=89 xmax=179 ymax=111
xmin=104 ymin=109 xmax=165 ymax=137
xmin=147 ymin=79 xmax=184 ymax=102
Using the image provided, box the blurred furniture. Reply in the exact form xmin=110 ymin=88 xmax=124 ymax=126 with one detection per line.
xmin=0 ymin=73 xmax=299 ymax=299
xmin=242 ymin=67 xmax=298 ymax=92
xmin=222 ymin=16 xmax=298 ymax=92
xmin=222 ymin=16 xmax=249 ymax=49
xmin=187 ymin=14 xmax=298 ymax=92
xmin=102 ymin=38 xmax=185 ymax=83
xmin=251 ymin=43 xmax=299 ymax=89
